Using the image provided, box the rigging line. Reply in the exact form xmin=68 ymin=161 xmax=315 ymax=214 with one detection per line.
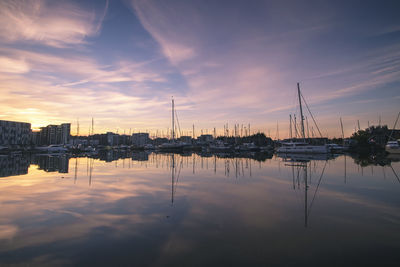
xmin=300 ymin=92 xmax=323 ymax=138
xmin=294 ymin=117 xmax=301 ymax=138
xmin=388 ymin=111 xmax=400 ymax=140
xmin=308 ymin=160 xmax=328 ymax=217
xmin=175 ymin=109 xmax=182 ymax=138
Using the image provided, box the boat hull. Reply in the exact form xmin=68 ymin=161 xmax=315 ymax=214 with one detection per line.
xmin=276 ymin=145 xmax=329 ymax=154
xmin=385 ymin=147 xmax=400 ymax=154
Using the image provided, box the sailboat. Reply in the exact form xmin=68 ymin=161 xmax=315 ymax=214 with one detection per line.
xmin=385 ymin=112 xmax=400 ymax=154
xmin=159 ymin=97 xmax=190 ymax=151
xmin=277 ymin=83 xmax=330 ymax=154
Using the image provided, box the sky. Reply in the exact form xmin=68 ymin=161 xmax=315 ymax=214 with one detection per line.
xmin=0 ymin=0 xmax=399 ymax=138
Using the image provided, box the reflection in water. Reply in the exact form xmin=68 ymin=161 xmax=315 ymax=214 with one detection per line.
xmin=0 ymin=154 xmax=30 ymax=177
xmin=31 ymin=154 xmax=69 ymax=173
xmin=0 ymin=152 xmax=399 ymax=265
xmin=284 ymin=157 xmax=328 ymax=228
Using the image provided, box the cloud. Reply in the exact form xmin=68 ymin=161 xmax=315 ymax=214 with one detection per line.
xmin=0 ymin=45 xmax=177 ymax=133
xmin=131 ymin=0 xmax=198 ymax=64
xmin=0 ymin=56 xmax=30 ymax=74
xmin=0 ymin=0 xmax=399 ymax=137
xmin=0 ymin=0 xmax=108 ymax=48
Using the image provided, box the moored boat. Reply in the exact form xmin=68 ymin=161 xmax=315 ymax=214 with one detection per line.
xmin=277 ymin=142 xmax=329 ymax=154
xmin=277 ymin=83 xmax=329 ymax=154
xmin=385 ymin=140 xmax=400 ymax=154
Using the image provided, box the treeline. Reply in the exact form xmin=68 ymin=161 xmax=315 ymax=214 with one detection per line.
xmin=216 ymin=133 xmax=273 ymax=146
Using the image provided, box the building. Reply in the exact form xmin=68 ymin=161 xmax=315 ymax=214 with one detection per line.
xmin=153 ymin=137 xmax=168 ymax=146
xmin=59 ymin=123 xmax=71 ymax=144
xmin=179 ymin=136 xmax=192 ymax=143
xmin=105 ymin=132 xmax=114 ymax=146
xmin=198 ymin=134 xmax=213 ymax=143
xmin=118 ymin=134 xmax=131 ymax=145
xmin=36 ymin=123 xmax=71 ymax=145
xmin=30 ymin=131 xmax=40 ymax=145
xmin=0 ymin=120 xmax=31 ymax=147
xmin=132 ymin=133 xmax=150 ymax=147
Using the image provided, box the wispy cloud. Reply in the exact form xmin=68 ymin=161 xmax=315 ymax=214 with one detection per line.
xmin=0 ymin=0 xmax=108 ymax=48
xmin=0 ymin=0 xmax=399 ymax=137
xmin=0 ymin=56 xmax=30 ymax=74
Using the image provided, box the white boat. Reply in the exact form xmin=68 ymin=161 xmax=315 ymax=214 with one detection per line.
xmin=235 ymin=142 xmax=259 ymax=152
xmin=277 ymin=83 xmax=329 ymax=154
xmin=36 ymin=145 xmax=68 ymax=153
xmin=385 ymin=140 xmax=400 ymax=154
xmin=277 ymin=142 xmax=329 ymax=154
xmin=386 ymin=112 xmax=400 ymax=154
xmin=326 ymin=143 xmax=345 ymax=153
xmin=159 ymin=141 xmax=189 ymax=150
xmin=210 ymin=140 xmax=233 ymax=152
xmin=143 ymin=144 xmax=155 ymax=150
xmin=277 ymin=152 xmax=334 ymax=162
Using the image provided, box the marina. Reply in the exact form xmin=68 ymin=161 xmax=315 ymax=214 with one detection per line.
xmin=0 ymin=152 xmax=398 ymax=265
xmin=1 ymin=0 xmax=399 ymax=265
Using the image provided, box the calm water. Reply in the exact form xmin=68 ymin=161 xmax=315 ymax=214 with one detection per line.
xmin=0 ymin=152 xmax=399 ymax=266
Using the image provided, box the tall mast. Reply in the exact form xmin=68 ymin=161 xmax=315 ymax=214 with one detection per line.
xmin=77 ymin=118 xmax=79 ymax=136
xmin=340 ymin=117 xmax=345 ymax=145
xmin=389 ymin=111 xmax=400 ymax=140
xmin=172 ymin=97 xmax=175 ymax=142
xmin=276 ymin=121 xmax=279 ymax=140
xmin=297 ymin=83 xmax=306 ymax=141
xmin=289 ymin=114 xmax=293 ymax=139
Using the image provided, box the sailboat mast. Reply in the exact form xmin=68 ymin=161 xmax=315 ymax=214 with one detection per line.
xmin=297 ymin=83 xmax=306 ymax=141
xmin=389 ymin=111 xmax=400 ymax=140
xmin=172 ymin=97 xmax=175 ymax=142
xmin=340 ymin=117 xmax=345 ymax=146
xmin=289 ymin=114 xmax=293 ymax=140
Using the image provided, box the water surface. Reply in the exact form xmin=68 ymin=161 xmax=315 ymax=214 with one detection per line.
xmin=0 ymin=152 xmax=399 ymax=266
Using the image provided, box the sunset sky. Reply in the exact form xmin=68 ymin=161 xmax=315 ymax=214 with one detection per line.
xmin=0 ymin=0 xmax=399 ymax=138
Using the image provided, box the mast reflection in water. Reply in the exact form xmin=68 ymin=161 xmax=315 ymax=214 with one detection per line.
xmin=0 ymin=152 xmax=399 ymax=266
